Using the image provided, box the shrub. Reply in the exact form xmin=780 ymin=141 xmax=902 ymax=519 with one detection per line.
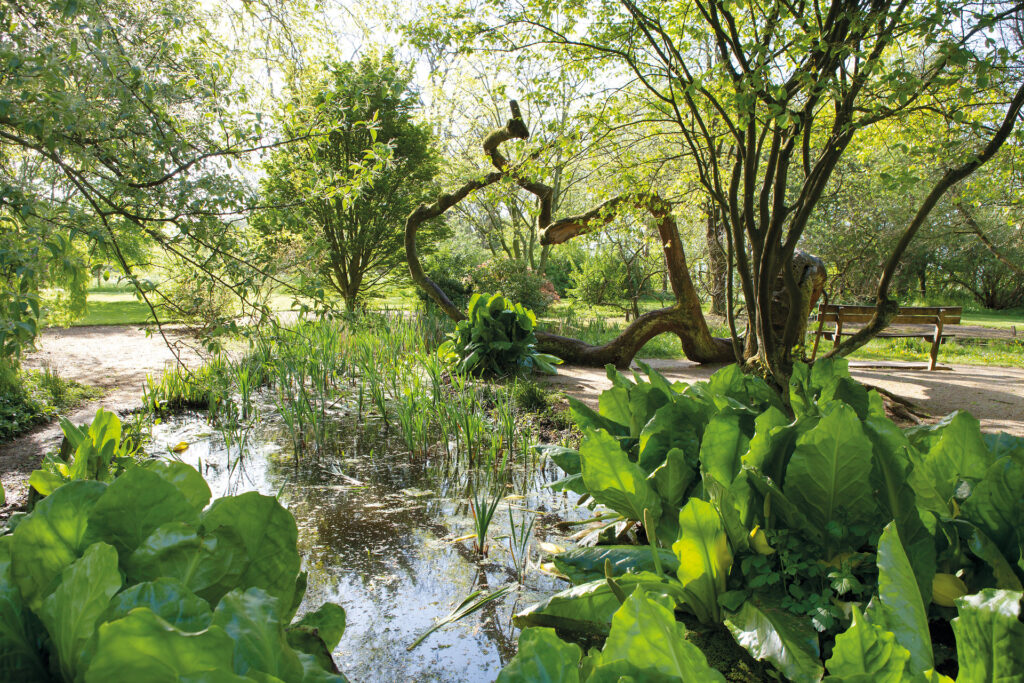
xmin=438 ymin=293 xmax=562 ymax=376
xmin=159 ymin=264 xmax=236 ymax=329
xmin=469 ymin=259 xmax=559 ymax=314
xmin=1 ymin=410 xmax=349 ymax=681
xmin=0 ymin=361 xmax=101 ymax=442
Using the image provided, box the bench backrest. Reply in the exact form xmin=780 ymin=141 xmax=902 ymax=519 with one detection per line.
xmin=817 ymin=304 xmax=962 ymax=325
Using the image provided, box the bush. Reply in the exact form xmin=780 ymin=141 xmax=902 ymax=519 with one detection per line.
xmin=438 ymin=293 xmax=562 ymax=376
xmin=0 ymin=361 xmax=101 ymax=441
xmin=159 ymin=264 xmax=236 ymax=329
xmin=1 ymin=410 xmax=349 ymax=681
xmin=469 ymin=259 xmax=559 ymax=314
xmin=569 ymin=245 xmax=654 ymax=313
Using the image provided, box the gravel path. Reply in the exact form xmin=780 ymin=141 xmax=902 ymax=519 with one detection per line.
xmin=1 ymin=325 xmax=200 ymax=516
xmin=545 ymin=359 xmax=1024 ymax=436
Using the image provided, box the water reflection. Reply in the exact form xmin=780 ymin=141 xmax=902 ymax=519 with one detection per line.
xmin=148 ymin=405 xmax=587 ymax=682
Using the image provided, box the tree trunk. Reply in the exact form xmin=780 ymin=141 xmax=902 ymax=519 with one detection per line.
xmin=705 ymin=202 xmax=728 ymax=316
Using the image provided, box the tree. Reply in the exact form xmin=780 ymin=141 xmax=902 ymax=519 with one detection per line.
xmin=257 ymin=53 xmax=441 ymax=312
xmin=0 ymin=0 xmax=300 ymax=359
xmin=404 ymin=0 xmax=1024 ymax=386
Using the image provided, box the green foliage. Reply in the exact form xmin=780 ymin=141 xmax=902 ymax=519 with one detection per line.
xmin=503 ymin=590 xmax=724 ymax=682
xmin=257 ymin=51 xmax=441 ymax=310
xmin=0 ymin=411 xmax=347 ymax=682
xmin=469 ymin=259 xmax=559 ymax=314
xmin=438 ymin=293 xmax=562 ymax=376
xmin=508 ymin=357 xmax=1024 ymax=680
xmin=28 ymin=407 xmax=138 ymax=496
xmin=0 ymin=361 xmax=102 ymax=442
xmin=569 ymin=244 xmax=656 ymax=314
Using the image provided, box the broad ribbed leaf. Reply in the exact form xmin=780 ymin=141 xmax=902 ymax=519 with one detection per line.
xmin=784 ymin=404 xmax=877 ymax=551
xmin=876 ymin=522 xmax=933 ymax=673
xmin=961 ymin=455 xmax=1024 ymax=559
xmin=725 ymin=596 xmax=823 ymax=683
xmin=672 ymin=499 xmax=730 ymax=622
xmin=39 ymin=542 xmax=122 ymax=682
xmin=11 ymin=480 xmax=107 ymax=610
xmin=84 ymin=608 xmax=247 ymax=682
xmin=599 ymin=590 xmax=725 ymax=681
xmin=496 ymin=627 xmax=581 ymax=683
xmin=0 ymin=536 xmax=48 ymax=682
xmin=638 ymin=401 xmax=701 ymax=473
xmin=201 ymin=492 xmax=301 ymax=608
xmin=104 ymin=578 xmax=213 ymax=632
xmin=648 ymin=448 xmax=697 ymax=508
xmin=825 ymin=605 xmax=910 ymax=682
xmin=552 ymin=546 xmax=680 ymax=585
xmin=88 ymin=466 xmax=200 ymax=555
xmin=951 ymin=589 xmax=1024 ymax=683
xmin=579 ymin=430 xmax=662 ymax=524
xmin=213 ymin=588 xmax=304 ymax=680
xmin=700 ymin=414 xmax=748 ymax=487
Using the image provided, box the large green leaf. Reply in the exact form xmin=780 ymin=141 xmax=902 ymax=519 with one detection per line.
xmin=648 ymin=448 xmax=698 ymax=509
xmin=742 ymin=406 xmax=795 ymax=481
xmin=105 ymin=578 xmax=213 ymax=632
xmin=84 ymin=608 xmax=248 ymax=682
xmin=597 ymin=589 xmax=725 ymax=681
xmin=672 ymin=499 xmax=730 ymax=622
xmin=200 ymin=492 xmax=302 ymax=607
xmin=867 ymin=427 xmax=936 ymax=602
xmin=141 ymin=460 xmax=212 ymax=513
xmin=570 ymin=397 xmax=628 ymax=437
xmin=906 ymin=411 xmax=991 ymax=504
xmin=700 ymin=414 xmax=748 ymax=488
xmin=579 ymin=430 xmax=662 ymax=524
xmin=875 ymin=522 xmax=933 ymax=674
xmin=88 ymin=466 xmax=201 ymax=555
xmin=598 ymin=386 xmax=632 ymax=432
xmin=952 ymin=520 xmax=1024 ymax=591
xmin=951 ymin=589 xmax=1024 ymax=683
xmin=725 ymin=596 xmax=824 ymax=683
xmin=213 ymin=588 xmax=304 ymax=680
xmin=706 ymin=364 xmax=782 ymax=413
xmin=961 ymin=455 xmax=1024 ymax=559
xmin=512 ymin=573 xmax=685 ymax=636
xmin=535 ymin=444 xmax=581 ymax=475
xmin=825 ymin=605 xmax=910 ymax=682
xmin=0 ymin=536 xmax=49 ymax=682
xmin=496 ymin=627 xmax=582 ymax=682
xmin=39 ymin=542 xmax=122 ymax=682
xmin=125 ymin=521 xmax=248 ymax=603
xmin=11 ymin=480 xmax=108 ymax=610
xmin=638 ymin=401 xmax=701 ymax=473
xmin=291 ymin=602 xmax=346 ymax=651
xmin=552 ymin=546 xmax=680 ymax=585
xmin=784 ymin=404 xmax=877 ymax=552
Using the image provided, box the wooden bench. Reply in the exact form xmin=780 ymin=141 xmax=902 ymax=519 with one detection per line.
xmin=810 ymin=304 xmax=962 ymax=370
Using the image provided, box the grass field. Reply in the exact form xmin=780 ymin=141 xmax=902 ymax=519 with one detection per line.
xmin=59 ymin=284 xmax=1024 ymax=368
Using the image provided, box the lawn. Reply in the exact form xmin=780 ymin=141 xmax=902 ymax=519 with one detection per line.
xmin=73 ymin=291 xmax=155 ymax=326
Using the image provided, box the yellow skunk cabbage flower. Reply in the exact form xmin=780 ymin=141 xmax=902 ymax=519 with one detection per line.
xmin=714 ymin=533 xmax=733 ymax=591
xmin=932 ymin=573 xmax=968 ymax=607
xmin=748 ymin=526 xmax=775 ymax=555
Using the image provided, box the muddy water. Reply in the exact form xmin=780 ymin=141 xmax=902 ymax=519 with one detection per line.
xmin=147 ymin=410 xmax=588 ymax=682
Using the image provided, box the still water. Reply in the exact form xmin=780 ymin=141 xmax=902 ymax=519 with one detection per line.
xmin=147 ymin=408 xmax=588 ymax=682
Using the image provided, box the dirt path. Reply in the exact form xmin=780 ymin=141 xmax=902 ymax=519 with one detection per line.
xmin=1 ymin=325 xmax=200 ymax=515
xmin=545 ymin=359 xmax=1024 ymax=436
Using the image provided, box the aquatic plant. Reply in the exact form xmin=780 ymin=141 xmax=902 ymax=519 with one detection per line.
xmin=2 ymin=411 xmax=348 ymax=681
xmin=469 ymin=482 xmax=502 ymax=557
xmin=438 ymin=293 xmax=562 ymax=377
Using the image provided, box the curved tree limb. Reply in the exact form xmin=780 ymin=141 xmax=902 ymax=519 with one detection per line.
xmin=405 ymin=100 xmax=733 ymax=368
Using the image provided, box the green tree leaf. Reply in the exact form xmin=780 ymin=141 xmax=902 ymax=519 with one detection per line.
xmin=580 ymin=430 xmax=662 ymax=524
xmin=212 ymin=588 xmax=304 ymax=680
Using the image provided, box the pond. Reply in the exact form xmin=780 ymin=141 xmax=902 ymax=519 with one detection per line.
xmin=146 ymin=400 xmax=589 ymax=682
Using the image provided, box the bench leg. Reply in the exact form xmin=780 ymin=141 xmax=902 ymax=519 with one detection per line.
xmin=810 ymin=318 xmax=825 ymax=360
xmin=833 ymin=320 xmax=843 ymax=350
xmin=928 ymin=323 xmax=943 ymax=371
